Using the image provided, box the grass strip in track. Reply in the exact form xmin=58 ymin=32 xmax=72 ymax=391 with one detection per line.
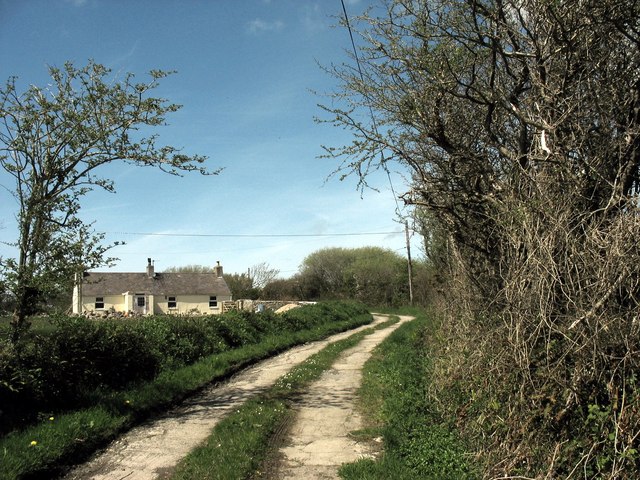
xmin=169 ymin=317 xmax=399 ymax=480
xmin=0 ymin=313 xmax=372 ymax=480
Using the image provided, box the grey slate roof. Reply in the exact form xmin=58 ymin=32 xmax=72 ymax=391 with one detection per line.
xmin=80 ymin=272 xmax=232 ymax=297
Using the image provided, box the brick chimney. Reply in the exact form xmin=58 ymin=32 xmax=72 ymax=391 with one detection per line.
xmin=146 ymin=258 xmax=155 ymax=278
xmin=214 ymin=261 xmax=223 ymax=278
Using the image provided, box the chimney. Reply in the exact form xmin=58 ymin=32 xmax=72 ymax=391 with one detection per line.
xmin=214 ymin=260 xmax=223 ymax=278
xmin=147 ymin=258 xmax=155 ymax=278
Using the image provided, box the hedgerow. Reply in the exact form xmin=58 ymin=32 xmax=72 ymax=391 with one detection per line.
xmin=0 ymin=301 xmax=369 ymax=437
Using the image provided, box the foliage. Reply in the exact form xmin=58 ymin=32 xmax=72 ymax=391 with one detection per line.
xmin=0 ymin=302 xmax=372 ymax=480
xmin=261 ymin=277 xmax=301 ymax=300
xmin=224 ymin=272 xmax=261 ymax=300
xmin=409 ymin=257 xmax=439 ymax=308
xmin=0 ymin=302 xmax=369 ymax=437
xmin=295 ymin=246 xmax=411 ymax=306
xmin=0 ymin=60 xmax=215 ymax=337
xmin=323 ymin=0 xmax=640 ymax=476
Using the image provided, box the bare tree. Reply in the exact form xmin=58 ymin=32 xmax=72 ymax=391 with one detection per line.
xmin=248 ymin=262 xmax=280 ymax=290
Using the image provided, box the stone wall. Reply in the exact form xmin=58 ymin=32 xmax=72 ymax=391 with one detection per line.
xmin=229 ymin=300 xmax=314 ymax=313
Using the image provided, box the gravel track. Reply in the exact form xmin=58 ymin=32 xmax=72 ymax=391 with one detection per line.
xmin=267 ymin=315 xmax=413 ymax=480
xmin=62 ymin=315 xmax=399 ymax=480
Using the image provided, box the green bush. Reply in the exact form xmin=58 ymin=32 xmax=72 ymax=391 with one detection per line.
xmin=280 ymin=301 xmax=366 ymax=331
xmin=49 ymin=317 xmax=161 ymax=391
xmin=207 ymin=311 xmax=260 ymax=347
xmin=0 ymin=301 xmax=370 ymax=437
xmin=141 ymin=316 xmax=228 ymax=368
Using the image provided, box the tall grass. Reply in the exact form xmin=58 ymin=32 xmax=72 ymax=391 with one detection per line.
xmin=339 ymin=309 xmax=477 ymax=479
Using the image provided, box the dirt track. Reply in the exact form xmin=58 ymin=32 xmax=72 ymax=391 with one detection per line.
xmin=63 ymin=314 xmax=411 ymax=480
xmin=268 ymin=315 xmax=413 ymax=479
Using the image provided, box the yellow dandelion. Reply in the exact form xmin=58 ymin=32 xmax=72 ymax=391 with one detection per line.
xmin=49 ymin=416 xmax=55 ymax=421
xmin=30 ymin=440 xmax=38 ymax=447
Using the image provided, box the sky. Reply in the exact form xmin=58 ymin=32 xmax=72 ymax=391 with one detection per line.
xmin=0 ymin=0 xmax=419 ymax=278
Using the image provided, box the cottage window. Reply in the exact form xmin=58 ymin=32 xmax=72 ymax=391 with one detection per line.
xmin=209 ymin=296 xmax=217 ymax=308
xmin=168 ymin=296 xmax=177 ymax=309
xmin=136 ymin=296 xmax=145 ymax=307
xmin=95 ymin=297 xmax=104 ymax=309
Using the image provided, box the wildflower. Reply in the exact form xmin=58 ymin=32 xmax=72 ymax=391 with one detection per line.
xmin=49 ymin=416 xmax=55 ymax=421
xmin=30 ymin=440 xmax=38 ymax=447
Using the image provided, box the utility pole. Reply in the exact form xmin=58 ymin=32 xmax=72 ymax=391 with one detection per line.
xmin=405 ymin=220 xmax=414 ymax=305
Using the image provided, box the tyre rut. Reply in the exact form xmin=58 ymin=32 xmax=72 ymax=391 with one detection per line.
xmin=266 ymin=315 xmax=414 ymax=480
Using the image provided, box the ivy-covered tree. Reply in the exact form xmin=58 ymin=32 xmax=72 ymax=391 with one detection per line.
xmin=0 ymin=61 xmax=216 ymax=339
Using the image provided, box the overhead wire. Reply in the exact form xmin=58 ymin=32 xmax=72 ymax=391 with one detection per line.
xmin=340 ymin=1 xmax=415 ymax=301
xmin=107 ymin=230 xmax=403 ymax=238
xmin=100 ymin=4 xmax=412 ymax=265
xmin=340 ymin=0 xmax=402 ymax=217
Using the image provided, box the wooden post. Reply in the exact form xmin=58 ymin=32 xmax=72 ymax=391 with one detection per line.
xmin=405 ymin=221 xmax=414 ymax=305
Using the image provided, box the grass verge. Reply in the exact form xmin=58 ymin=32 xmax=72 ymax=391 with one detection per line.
xmin=168 ymin=316 xmax=400 ymax=480
xmin=339 ymin=308 xmax=477 ymax=479
xmin=0 ymin=312 xmax=372 ymax=480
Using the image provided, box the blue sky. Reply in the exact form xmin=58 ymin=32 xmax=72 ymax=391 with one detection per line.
xmin=0 ymin=0 xmax=418 ymax=278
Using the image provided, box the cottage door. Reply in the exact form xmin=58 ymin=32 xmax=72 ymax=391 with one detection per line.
xmin=134 ymin=294 xmax=146 ymax=314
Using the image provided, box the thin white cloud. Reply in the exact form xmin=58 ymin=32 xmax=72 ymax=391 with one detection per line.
xmin=246 ymin=18 xmax=285 ymax=34
xmin=301 ymin=4 xmax=325 ymax=34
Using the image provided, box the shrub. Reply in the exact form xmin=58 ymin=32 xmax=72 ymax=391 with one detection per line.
xmin=207 ymin=311 xmax=260 ymax=348
xmin=55 ymin=318 xmax=160 ymax=389
xmin=280 ymin=301 xmax=368 ymax=331
xmin=0 ymin=301 xmax=370 ymax=437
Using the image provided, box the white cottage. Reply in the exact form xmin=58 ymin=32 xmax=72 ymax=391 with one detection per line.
xmin=72 ymin=259 xmax=232 ymax=316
